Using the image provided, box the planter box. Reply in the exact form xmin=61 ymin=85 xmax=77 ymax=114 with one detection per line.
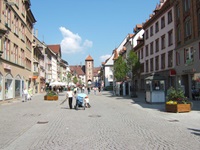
xmin=44 ymin=95 xmax=58 ymax=101
xmin=165 ymin=104 xmax=191 ymax=113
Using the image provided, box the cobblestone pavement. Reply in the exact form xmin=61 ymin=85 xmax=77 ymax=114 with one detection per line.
xmin=0 ymin=91 xmax=200 ymax=150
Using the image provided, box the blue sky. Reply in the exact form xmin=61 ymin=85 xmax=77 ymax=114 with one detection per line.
xmin=31 ymin=0 xmax=159 ymax=67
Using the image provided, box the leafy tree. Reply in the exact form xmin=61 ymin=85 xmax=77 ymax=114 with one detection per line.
xmin=126 ymin=50 xmax=140 ymax=97
xmin=73 ymin=76 xmax=78 ymax=84
xmin=113 ymin=55 xmax=128 ymax=82
xmin=67 ymin=72 xmax=72 ymax=85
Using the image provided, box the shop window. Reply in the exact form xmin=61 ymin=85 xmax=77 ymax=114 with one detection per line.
xmin=15 ymin=75 xmax=21 ymax=98
xmin=5 ymin=74 xmax=14 ymax=99
xmin=184 ymin=47 xmax=194 ymax=65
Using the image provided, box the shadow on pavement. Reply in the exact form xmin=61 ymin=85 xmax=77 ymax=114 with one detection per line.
xmin=188 ymin=128 xmax=200 ymax=136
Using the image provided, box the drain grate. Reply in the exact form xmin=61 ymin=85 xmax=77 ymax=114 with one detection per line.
xmin=37 ymin=121 xmax=49 ymax=124
xmin=88 ymin=115 xmax=101 ymax=118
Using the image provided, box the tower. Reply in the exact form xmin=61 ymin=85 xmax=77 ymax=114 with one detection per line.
xmin=85 ymin=55 xmax=94 ymax=86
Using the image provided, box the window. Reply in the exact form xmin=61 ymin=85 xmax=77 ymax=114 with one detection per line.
xmin=5 ymin=7 xmax=11 ymax=28
xmin=161 ymin=35 xmax=165 ymax=49
xmin=168 ymin=50 xmax=173 ymax=67
xmin=176 ymin=52 xmax=180 ymax=66
xmin=145 ymin=60 xmax=149 ymax=72
xmin=4 ymin=38 xmax=10 ymax=61
xmin=141 ymin=48 xmax=143 ymax=59
xmin=150 ymin=42 xmax=154 ymax=55
xmin=184 ymin=47 xmax=194 ymax=65
xmin=198 ymin=10 xmax=200 ymax=35
xmin=14 ymin=16 xmax=19 ymax=35
xmin=20 ymin=49 xmax=25 ymax=66
xmin=175 ymin=4 xmax=180 ymax=19
xmin=150 ymin=58 xmax=154 ymax=71
xmin=155 ymin=56 xmax=159 ymax=70
xmin=177 ymin=25 xmax=181 ymax=43
xmin=145 ymin=29 xmax=149 ymax=39
xmin=161 ymin=16 xmax=165 ymax=29
xmin=150 ymin=26 xmax=153 ymax=36
xmin=14 ymin=44 xmax=18 ymax=64
xmin=183 ymin=0 xmax=190 ymax=12
xmin=184 ymin=17 xmax=192 ymax=38
xmin=161 ymin=54 xmax=165 ymax=69
xmin=155 ymin=21 xmax=159 ymax=33
xmin=145 ymin=45 xmax=149 ymax=56
xmin=168 ymin=10 xmax=172 ymax=24
xmin=168 ymin=30 xmax=173 ymax=46
xmin=155 ymin=38 xmax=159 ymax=52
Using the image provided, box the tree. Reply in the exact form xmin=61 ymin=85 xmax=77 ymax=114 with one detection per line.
xmin=66 ymin=72 xmax=72 ymax=85
xmin=113 ymin=55 xmax=128 ymax=82
xmin=73 ymin=76 xmax=78 ymax=85
xmin=126 ymin=50 xmax=140 ymax=97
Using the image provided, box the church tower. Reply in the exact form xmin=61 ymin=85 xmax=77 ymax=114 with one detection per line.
xmin=85 ymin=55 xmax=94 ymax=86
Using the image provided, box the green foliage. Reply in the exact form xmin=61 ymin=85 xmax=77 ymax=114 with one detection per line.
xmin=45 ymin=91 xmax=57 ymax=96
xmin=126 ymin=50 xmax=140 ymax=78
xmin=114 ymin=55 xmax=128 ymax=82
xmin=166 ymin=87 xmax=190 ymax=104
xmin=73 ymin=76 xmax=78 ymax=84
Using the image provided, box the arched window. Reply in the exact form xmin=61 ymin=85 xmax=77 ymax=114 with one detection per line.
xmin=5 ymin=74 xmax=14 ymax=99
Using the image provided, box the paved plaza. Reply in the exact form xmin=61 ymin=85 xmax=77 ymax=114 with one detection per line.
xmin=0 ymin=90 xmax=200 ymax=150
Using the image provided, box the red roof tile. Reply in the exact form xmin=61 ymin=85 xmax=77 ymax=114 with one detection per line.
xmin=85 ymin=55 xmax=93 ymax=61
xmin=47 ymin=44 xmax=61 ymax=54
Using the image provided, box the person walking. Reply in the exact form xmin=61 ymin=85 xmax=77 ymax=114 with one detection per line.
xmin=23 ymin=87 xmax=28 ymax=102
xmin=66 ymin=87 xmax=74 ymax=109
xmin=87 ymin=87 xmax=90 ymax=94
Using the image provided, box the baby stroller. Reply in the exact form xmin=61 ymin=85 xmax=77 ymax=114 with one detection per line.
xmin=75 ymin=93 xmax=87 ymax=110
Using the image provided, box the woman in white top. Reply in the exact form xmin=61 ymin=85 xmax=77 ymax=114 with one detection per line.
xmin=66 ymin=87 xmax=74 ymax=109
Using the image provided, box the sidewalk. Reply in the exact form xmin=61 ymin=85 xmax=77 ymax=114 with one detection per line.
xmin=131 ymin=91 xmax=200 ymax=112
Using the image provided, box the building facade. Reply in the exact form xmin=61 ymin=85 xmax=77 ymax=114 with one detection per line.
xmin=0 ymin=0 xmax=36 ymax=101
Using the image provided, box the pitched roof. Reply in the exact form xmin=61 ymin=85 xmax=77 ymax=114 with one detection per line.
xmin=47 ymin=44 xmax=61 ymax=54
xmin=85 ymin=55 xmax=93 ymax=61
xmin=70 ymin=65 xmax=85 ymax=75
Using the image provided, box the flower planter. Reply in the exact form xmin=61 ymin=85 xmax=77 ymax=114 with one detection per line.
xmin=165 ymin=103 xmax=191 ymax=113
xmin=44 ymin=95 xmax=58 ymax=101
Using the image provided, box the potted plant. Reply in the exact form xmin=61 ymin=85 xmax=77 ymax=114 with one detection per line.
xmin=44 ymin=91 xmax=58 ymax=101
xmin=165 ymin=87 xmax=191 ymax=113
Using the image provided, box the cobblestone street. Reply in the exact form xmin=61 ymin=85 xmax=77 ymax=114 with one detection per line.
xmin=0 ymin=91 xmax=200 ymax=150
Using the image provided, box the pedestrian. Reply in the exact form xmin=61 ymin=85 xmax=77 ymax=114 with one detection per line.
xmin=28 ymin=87 xmax=32 ymax=100
xmin=73 ymin=86 xmax=77 ymax=96
xmin=84 ymin=96 xmax=91 ymax=108
xmin=23 ymin=87 xmax=28 ymax=102
xmin=82 ymin=86 xmax=85 ymax=93
xmin=98 ymin=86 xmax=101 ymax=93
xmin=66 ymin=87 xmax=74 ymax=109
xmin=87 ymin=87 xmax=90 ymax=94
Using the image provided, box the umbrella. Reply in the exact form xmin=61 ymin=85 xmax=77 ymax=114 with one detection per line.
xmin=50 ymin=81 xmax=65 ymax=86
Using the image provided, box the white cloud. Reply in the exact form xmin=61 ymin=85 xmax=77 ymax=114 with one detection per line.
xmin=100 ymin=54 xmax=111 ymax=62
xmin=59 ymin=27 xmax=93 ymax=54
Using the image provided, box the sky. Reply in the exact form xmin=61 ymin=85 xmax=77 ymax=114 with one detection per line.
xmin=31 ymin=0 xmax=159 ymax=67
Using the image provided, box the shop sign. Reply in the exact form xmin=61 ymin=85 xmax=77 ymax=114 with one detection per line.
xmin=169 ymin=69 xmax=176 ymax=76
xmin=182 ymin=69 xmax=196 ymax=73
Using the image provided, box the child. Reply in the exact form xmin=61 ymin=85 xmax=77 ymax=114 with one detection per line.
xmin=84 ymin=96 xmax=91 ymax=108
